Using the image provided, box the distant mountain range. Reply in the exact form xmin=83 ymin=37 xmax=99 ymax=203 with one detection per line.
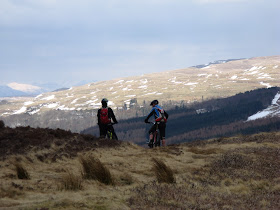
xmin=0 ymin=85 xmax=27 ymax=97
xmin=0 ymin=80 xmax=96 ymax=97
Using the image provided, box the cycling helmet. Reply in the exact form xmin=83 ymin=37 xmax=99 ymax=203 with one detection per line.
xmin=150 ymin=100 xmax=159 ymax=106
xmin=101 ymin=98 xmax=108 ymax=103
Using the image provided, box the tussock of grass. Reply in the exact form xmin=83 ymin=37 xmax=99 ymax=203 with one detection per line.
xmin=14 ymin=162 xmax=30 ymax=180
xmin=80 ymin=155 xmax=114 ymax=185
xmin=152 ymin=158 xmax=175 ymax=184
xmin=58 ymin=172 xmax=83 ymax=191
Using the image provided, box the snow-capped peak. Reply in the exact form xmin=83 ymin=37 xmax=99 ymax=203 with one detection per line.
xmin=7 ymin=82 xmax=42 ymax=93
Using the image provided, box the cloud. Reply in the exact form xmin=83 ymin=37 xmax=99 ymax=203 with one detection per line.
xmin=0 ymin=0 xmax=279 ymax=84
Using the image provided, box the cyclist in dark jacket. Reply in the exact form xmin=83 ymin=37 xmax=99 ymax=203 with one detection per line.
xmin=97 ymin=98 xmax=118 ymax=139
xmin=144 ymin=100 xmax=168 ymax=146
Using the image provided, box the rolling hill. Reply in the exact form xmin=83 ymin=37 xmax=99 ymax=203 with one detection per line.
xmin=0 ymin=55 xmax=279 ymax=132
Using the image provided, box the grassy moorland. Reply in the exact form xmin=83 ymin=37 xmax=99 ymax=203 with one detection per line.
xmin=0 ymin=125 xmax=279 ymax=209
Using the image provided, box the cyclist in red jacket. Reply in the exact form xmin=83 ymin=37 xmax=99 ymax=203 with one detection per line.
xmin=97 ymin=98 xmax=118 ymax=139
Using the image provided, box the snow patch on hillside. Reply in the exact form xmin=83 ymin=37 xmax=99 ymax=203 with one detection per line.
xmin=122 ymin=87 xmax=133 ymax=91
xmin=247 ymin=110 xmax=272 ymax=121
xmin=260 ymin=82 xmax=271 ymax=88
xmin=202 ymin=66 xmax=210 ymax=69
xmin=185 ymin=82 xmax=198 ymax=86
xmin=138 ymin=85 xmax=147 ymax=89
xmin=144 ymin=91 xmax=157 ymax=95
xmin=71 ymin=98 xmax=79 ymax=104
xmin=46 ymin=103 xmax=59 ymax=108
xmin=42 ymin=95 xmax=55 ymax=100
xmin=272 ymin=93 xmax=280 ymax=105
xmin=126 ymin=80 xmax=134 ymax=83
xmin=247 ymin=92 xmax=280 ymax=121
xmin=57 ymin=105 xmax=75 ymax=111
xmin=29 ymin=108 xmax=40 ymax=115
xmin=115 ymin=80 xmax=124 ymax=84
xmin=14 ymin=106 xmax=27 ymax=114
xmin=24 ymin=101 xmax=34 ymax=106
xmin=35 ymin=94 xmax=43 ymax=99
xmin=140 ymin=79 xmax=148 ymax=84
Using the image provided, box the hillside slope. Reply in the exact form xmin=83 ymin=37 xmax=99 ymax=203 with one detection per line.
xmin=82 ymin=87 xmax=280 ymax=145
xmin=0 ymin=125 xmax=279 ymax=209
xmin=1 ymin=56 xmax=279 ymax=117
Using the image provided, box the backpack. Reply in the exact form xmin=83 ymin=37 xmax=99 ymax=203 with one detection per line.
xmin=100 ymin=108 xmax=111 ymax=124
xmin=155 ymin=107 xmax=167 ymax=123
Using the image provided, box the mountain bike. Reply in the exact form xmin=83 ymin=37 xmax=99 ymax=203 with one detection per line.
xmin=106 ymin=123 xmax=118 ymax=140
xmin=146 ymin=122 xmax=160 ymax=148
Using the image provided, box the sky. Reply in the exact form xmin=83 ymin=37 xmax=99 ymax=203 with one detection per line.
xmin=0 ymin=0 xmax=279 ymax=86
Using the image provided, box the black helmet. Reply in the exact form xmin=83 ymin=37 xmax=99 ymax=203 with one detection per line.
xmin=101 ymin=98 xmax=108 ymax=103
xmin=150 ymin=100 xmax=159 ymax=106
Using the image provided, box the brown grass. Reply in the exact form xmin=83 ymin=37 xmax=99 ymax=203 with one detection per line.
xmin=118 ymin=173 xmax=134 ymax=185
xmin=188 ymin=146 xmax=220 ymax=155
xmin=0 ymin=131 xmax=279 ymax=209
xmin=58 ymin=172 xmax=83 ymax=191
xmin=152 ymin=158 xmax=175 ymax=184
xmin=80 ymin=155 xmax=114 ymax=185
xmin=13 ymin=162 xmax=30 ymax=180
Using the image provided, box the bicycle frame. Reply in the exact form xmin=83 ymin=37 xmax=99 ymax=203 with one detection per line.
xmin=106 ymin=129 xmax=113 ymax=139
xmin=146 ymin=122 xmax=161 ymax=148
xmin=105 ymin=123 xmax=117 ymax=140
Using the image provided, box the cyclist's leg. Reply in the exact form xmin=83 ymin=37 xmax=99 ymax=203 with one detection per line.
xmin=155 ymin=124 xmax=161 ymax=147
xmin=99 ymin=124 xmax=107 ymax=138
xmin=148 ymin=124 xmax=157 ymax=147
xmin=104 ymin=124 xmax=110 ymax=139
xmin=158 ymin=122 xmax=166 ymax=146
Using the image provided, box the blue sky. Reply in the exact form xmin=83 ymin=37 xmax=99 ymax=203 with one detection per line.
xmin=0 ymin=0 xmax=279 ymax=86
